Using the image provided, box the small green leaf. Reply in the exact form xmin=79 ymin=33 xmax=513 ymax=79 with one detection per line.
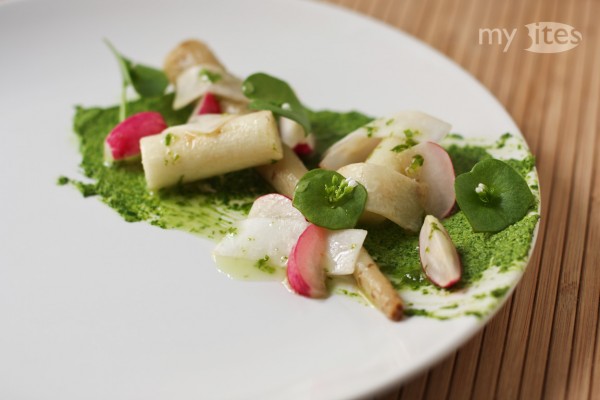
xmin=129 ymin=63 xmax=169 ymax=97
xmin=293 ymin=169 xmax=367 ymax=230
xmin=104 ymin=39 xmax=168 ymax=121
xmin=454 ymin=158 xmax=534 ymax=232
xmin=242 ymin=72 xmax=311 ymax=134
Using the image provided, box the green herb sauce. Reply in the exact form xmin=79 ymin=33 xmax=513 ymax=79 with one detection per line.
xmin=65 ymin=94 xmax=539 ymax=318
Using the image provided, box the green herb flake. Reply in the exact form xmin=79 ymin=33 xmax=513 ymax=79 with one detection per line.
xmin=293 ymin=169 xmax=367 ymax=230
xmin=199 ymin=68 xmax=222 ymax=83
xmin=254 ymin=255 xmax=275 ymax=274
xmin=454 ymin=158 xmax=535 ymax=232
xmin=164 ymin=133 xmax=175 ymax=146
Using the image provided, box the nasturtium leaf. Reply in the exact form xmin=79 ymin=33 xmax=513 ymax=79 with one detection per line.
xmin=454 ymin=158 xmax=534 ymax=233
xmin=242 ymin=73 xmax=311 ymax=134
xmin=293 ymin=169 xmax=367 ymax=230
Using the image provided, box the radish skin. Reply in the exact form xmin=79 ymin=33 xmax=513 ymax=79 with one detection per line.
xmin=287 ymin=224 xmax=328 ymax=298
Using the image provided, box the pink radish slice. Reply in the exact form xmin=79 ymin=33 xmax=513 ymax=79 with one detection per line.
xmin=293 ymin=143 xmax=313 ymax=156
xmin=287 ymin=224 xmax=328 ymax=298
xmin=409 ymin=142 xmax=456 ymax=218
xmin=197 ymin=92 xmax=222 ymax=114
xmin=248 ymin=193 xmax=304 ymax=220
xmin=419 ymin=215 xmax=462 ymax=288
xmin=105 ymin=111 xmax=167 ymax=161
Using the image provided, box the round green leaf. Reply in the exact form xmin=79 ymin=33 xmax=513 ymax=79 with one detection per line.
xmin=293 ymin=169 xmax=367 ymax=230
xmin=454 ymin=158 xmax=534 ymax=232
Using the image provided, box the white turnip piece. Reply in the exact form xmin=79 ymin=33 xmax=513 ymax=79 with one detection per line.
xmin=248 ymin=193 xmax=304 ymax=220
xmin=320 ymin=111 xmax=451 ymax=170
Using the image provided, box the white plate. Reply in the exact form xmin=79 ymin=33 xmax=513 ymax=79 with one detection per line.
xmin=0 ymin=0 xmax=539 ymax=399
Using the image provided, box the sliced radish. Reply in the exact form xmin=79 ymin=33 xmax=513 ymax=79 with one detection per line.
xmin=324 ymin=229 xmax=368 ymax=275
xmin=104 ymin=111 xmax=167 ymax=162
xmin=248 ymin=193 xmax=304 ymax=220
xmin=287 ymin=224 xmax=328 ymax=298
xmin=320 ymin=111 xmax=451 ymax=170
xmin=397 ymin=142 xmax=455 ymax=218
xmin=419 ymin=215 xmax=462 ymax=288
xmin=213 ymin=217 xmax=309 ymax=268
xmin=196 ymin=92 xmax=222 ymax=115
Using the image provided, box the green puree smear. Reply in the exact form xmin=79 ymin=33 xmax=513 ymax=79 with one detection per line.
xmin=64 ymin=94 xmax=540 ymax=319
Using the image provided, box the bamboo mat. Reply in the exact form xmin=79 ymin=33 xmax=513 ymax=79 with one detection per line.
xmin=322 ymin=0 xmax=600 ymax=399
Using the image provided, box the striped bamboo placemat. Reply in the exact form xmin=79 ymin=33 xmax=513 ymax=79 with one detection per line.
xmin=323 ymin=0 xmax=600 ymax=399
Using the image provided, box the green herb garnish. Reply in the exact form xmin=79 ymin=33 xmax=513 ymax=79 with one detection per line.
xmin=391 ymin=129 xmax=419 ymax=152
xmin=454 ymin=158 xmax=534 ymax=232
xmin=198 ymin=68 xmax=222 ymax=83
xmin=293 ymin=169 xmax=367 ymax=230
xmin=242 ymin=72 xmax=311 ymax=134
xmin=104 ymin=39 xmax=169 ymax=121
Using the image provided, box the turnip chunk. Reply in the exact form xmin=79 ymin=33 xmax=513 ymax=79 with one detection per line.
xmin=256 ymin=145 xmax=309 ymax=198
xmin=279 ymin=117 xmax=315 ymax=156
xmin=163 ymin=39 xmax=225 ymax=84
xmin=354 ymin=249 xmax=403 ymax=321
xmin=248 ymin=193 xmax=304 ymax=220
xmin=368 ymin=141 xmax=456 ymax=218
xmin=324 ymin=229 xmax=368 ymax=275
xmin=213 ymin=217 xmax=310 ymax=268
xmin=141 ymin=111 xmax=283 ymax=190
xmin=320 ymin=111 xmax=451 ymax=170
xmin=104 ymin=112 xmax=167 ymax=162
xmin=173 ymin=64 xmax=247 ymax=109
xmin=337 ymin=163 xmax=424 ymax=232
xmin=287 ymin=224 xmax=328 ymax=298
xmin=419 ymin=215 xmax=462 ymax=288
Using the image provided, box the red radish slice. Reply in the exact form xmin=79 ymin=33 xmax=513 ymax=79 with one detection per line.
xmin=293 ymin=143 xmax=313 ymax=156
xmin=197 ymin=92 xmax=222 ymax=114
xmin=287 ymin=224 xmax=328 ymax=298
xmin=399 ymin=142 xmax=456 ymax=218
xmin=419 ymin=215 xmax=462 ymax=288
xmin=248 ymin=194 xmax=304 ymax=220
xmin=104 ymin=111 xmax=167 ymax=162
xmin=280 ymin=117 xmax=315 ymax=156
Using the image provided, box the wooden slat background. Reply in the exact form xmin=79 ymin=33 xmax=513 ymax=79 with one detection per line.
xmin=322 ymin=0 xmax=600 ymax=399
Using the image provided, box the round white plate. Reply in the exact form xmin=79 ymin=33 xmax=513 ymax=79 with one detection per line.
xmin=0 ymin=1 xmax=538 ymax=399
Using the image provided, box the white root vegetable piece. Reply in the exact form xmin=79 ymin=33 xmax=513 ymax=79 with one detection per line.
xmin=354 ymin=249 xmax=403 ymax=321
xmin=256 ymin=145 xmax=308 ymax=198
xmin=256 ymin=149 xmax=402 ymax=318
xmin=173 ymin=64 xmax=247 ymax=110
xmin=287 ymin=224 xmax=329 ymax=298
xmin=141 ymin=111 xmax=283 ymax=190
xmin=163 ymin=39 xmax=224 ymax=83
xmin=248 ymin=193 xmax=304 ymax=220
xmin=324 ymin=229 xmax=368 ymax=275
xmin=279 ymin=117 xmax=315 ymax=156
xmin=213 ymin=217 xmax=310 ymax=268
xmin=365 ymin=136 xmax=405 ymax=168
xmin=419 ymin=215 xmax=461 ymax=288
xmin=337 ymin=163 xmax=424 ymax=232
xmin=320 ymin=111 xmax=451 ymax=170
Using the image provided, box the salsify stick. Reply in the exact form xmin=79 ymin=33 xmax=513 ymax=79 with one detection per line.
xmin=256 ymin=145 xmax=404 ymax=321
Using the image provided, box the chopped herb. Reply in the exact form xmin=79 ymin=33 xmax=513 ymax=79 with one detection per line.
xmin=164 ymin=133 xmax=175 ymax=146
xmin=198 ymin=68 xmax=222 ymax=83
xmin=254 ymin=255 xmax=275 ymax=274
xmin=57 ymin=176 xmax=70 ymax=186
